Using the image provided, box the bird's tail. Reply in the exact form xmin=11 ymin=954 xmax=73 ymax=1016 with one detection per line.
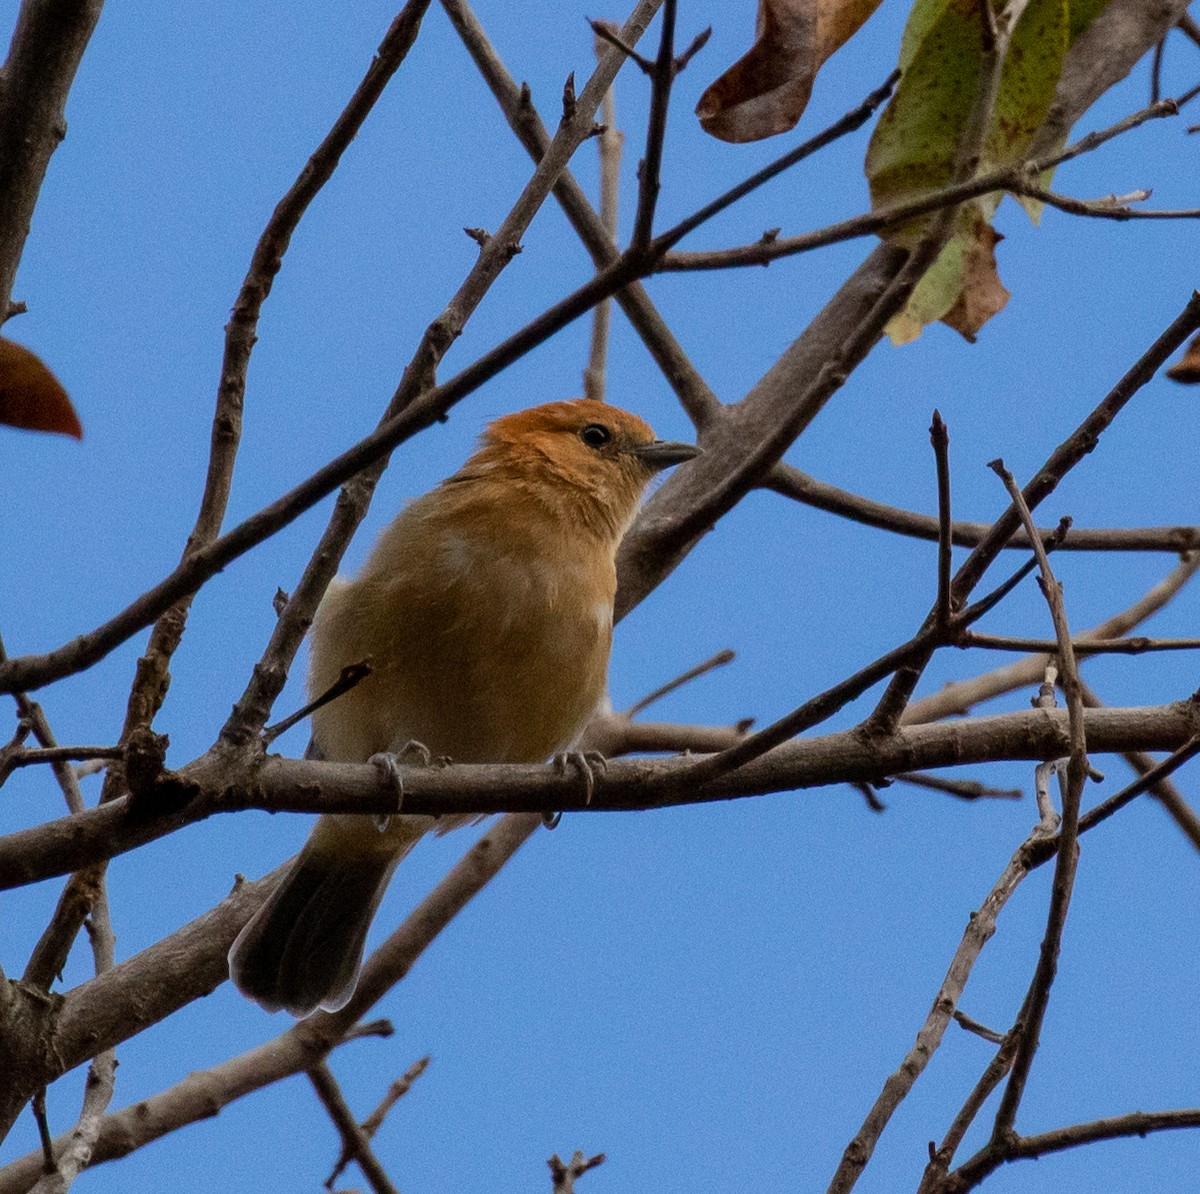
xmin=229 ymin=826 xmax=404 ymax=1018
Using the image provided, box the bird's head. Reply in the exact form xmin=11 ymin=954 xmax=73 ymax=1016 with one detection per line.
xmin=461 ymin=398 xmax=699 ymax=540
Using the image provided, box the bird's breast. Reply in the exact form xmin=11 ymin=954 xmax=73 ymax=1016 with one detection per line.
xmin=309 ymin=519 xmax=616 ymax=765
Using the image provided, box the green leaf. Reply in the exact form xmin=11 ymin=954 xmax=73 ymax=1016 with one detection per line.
xmin=866 ymin=0 xmax=984 ymax=214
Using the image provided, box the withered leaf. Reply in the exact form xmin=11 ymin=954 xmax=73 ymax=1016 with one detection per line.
xmin=0 ymin=337 xmax=83 ymax=439
xmin=697 ymin=0 xmax=884 ymax=143
xmin=1167 ymin=333 xmax=1200 ymax=384
xmin=940 ymin=221 xmax=1010 ymax=342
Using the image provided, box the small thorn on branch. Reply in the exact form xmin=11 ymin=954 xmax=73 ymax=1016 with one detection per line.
xmin=464 ymin=226 xmax=491 ymax=249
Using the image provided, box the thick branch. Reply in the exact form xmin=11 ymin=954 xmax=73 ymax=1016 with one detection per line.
xmin=0 ymin=0 xmax=104 ymax=319
xmin=1 ymin=703 xmax=1196 ymax=891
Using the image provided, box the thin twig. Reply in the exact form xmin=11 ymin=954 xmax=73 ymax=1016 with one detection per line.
xmin=444 ymin=0 xmax=722 ymax=429
xmin=952 ymin=1010 xmax=1005 ymax=1045
xmin=1011 ymin=179 xmax=1200 ymax=220
xmin=652 ymin=71 xmax=900 ymax=257
xmin=262 ymin=661 xmax=372 ymax=746
xmin=31 ymin=1091 xmax=53 ymax=1175
xmin=932 ymin=411 xmax=953 ymax=628
xmin=986 ymin=460 xmax=1088 ymax=1140
xmin=3 ymin=746 xmax=124 ymax=771
xmin=962 ymin=631 xmax=1200 ymax=654
xmin=920 ymin=1029 xmax=1020 ymax=1190
xmin=308 ymin=1063 xmax=401 ymax=1194
xmin=583 ymin=28 xmax=623 ymax=404
xmin=893 ymin=773 xmax=1021 ymax=801
xmin=763 ymin=462 xmax=1200 ymax=553
xmin=629 ymin=0 xmax=676 ymax=250
xmin=660 ymin=98 xmax=1187 ymax=271
xmin=589 ymin=18 xmax=654 ymax=73
xmin=325 ymin=1056 xmax=430 ymax=1189
xmin=624 ymin=648 xmax=735 ymax=717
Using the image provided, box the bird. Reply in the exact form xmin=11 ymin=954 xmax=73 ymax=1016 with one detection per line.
xmin=229 ymin=398 xmax=698 ymax=1016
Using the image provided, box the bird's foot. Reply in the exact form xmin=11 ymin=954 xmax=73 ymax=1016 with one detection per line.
xmin=369 ymin=742 xmax=443 ymax=829
xmin=552 ymin=750 xmax=608 ymax=806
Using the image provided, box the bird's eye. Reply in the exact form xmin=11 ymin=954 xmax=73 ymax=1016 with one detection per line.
xmin=580 ymin=423 xmax=612 ymax=449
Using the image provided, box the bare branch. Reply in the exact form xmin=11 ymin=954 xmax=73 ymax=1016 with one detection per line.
xmin=986 ymin=461 xmax=1088 ymax=1137
xmin=660 ymin=99 xmax=1185 ymax=272
xmin=583 ymin=27 xmax=623 ymax=404
xmin=827 ymin=829 xmax=1044 ymax=1193
xmin=629 ymin=0 xmax=676 ymax=250
xmin=931 ymin=411 xmax=953 ymax=628
xmin=326 ymin=1056 xmax=431 ymax=1189
xmin=0 ymin=0 xmax=104 ymax=319
xmin=443 ymin=0 xmax=722 ymax=429
xmin=308 ymin=1063 xmax=400 ymax=1194
xmin=549 ymin=1150 xmax=606 ymax=1193
xmin=763 ymin=462 xmax=1200 ymax=553
xmin=6 ymin=703 xmax=1200 ymax=891
xmin=903 ymin=553 xmax=1200 ymax=724
xmin=946 ymin=1108 xmax=1200 ymax=1190
xmin=962 ymin=632 xmax=1200 ymax=655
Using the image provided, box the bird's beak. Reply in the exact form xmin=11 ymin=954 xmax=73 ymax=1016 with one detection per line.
xmin=633 ymin=439 xmax=700 ymax=471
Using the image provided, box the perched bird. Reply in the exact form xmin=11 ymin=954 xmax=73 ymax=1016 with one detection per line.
xmin=229 ymin=398 xmax=698 ymax=1016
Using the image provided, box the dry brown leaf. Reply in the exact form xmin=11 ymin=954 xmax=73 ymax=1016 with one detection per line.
xmin=1167 ymin=333 xmax=1200 ymax=384
xmin=0 ymin=337 xmax=83 ymax=439
xmin=941 ymin=221 xmax=1010 ymax=343
xmin=697 ymin=0 xmax=883 ymax=143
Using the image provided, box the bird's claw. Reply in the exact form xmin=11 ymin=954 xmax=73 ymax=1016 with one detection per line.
xmin=552 ymin=750 xmax=608 ymax=805
xmin=368 ymin=751 xmax=407 ymax=828
xmin=542 ymin=750 xmax=607 ymax=828
xmin=370 ymin=741 xmax=440 ymax=828
xmin=392 ymin=739 xmax=433 ymax=767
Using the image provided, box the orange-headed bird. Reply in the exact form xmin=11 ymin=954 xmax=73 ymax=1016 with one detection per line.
xmin=230 ymin=399 xmax=697 ymax=1015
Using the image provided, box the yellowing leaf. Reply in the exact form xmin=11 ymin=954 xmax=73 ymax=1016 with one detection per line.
xmin=697 ymin=0 xmax=884 ymax=143
xmin=867 ymin=0 xmax=1106 ymax=343
xmin=980 ymin=0 xmax=1069 ymax=180
xmin=866 ymin=0 xmax=984 ymax=214
xmin=0 ymin=338 xmax=82 ymax=439
xmin=884 ymin=236 xmax=966 ymax=345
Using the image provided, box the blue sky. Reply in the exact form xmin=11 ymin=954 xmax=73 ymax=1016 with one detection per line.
xmin=2 ymin=1 xmax=1200 ymax=1191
